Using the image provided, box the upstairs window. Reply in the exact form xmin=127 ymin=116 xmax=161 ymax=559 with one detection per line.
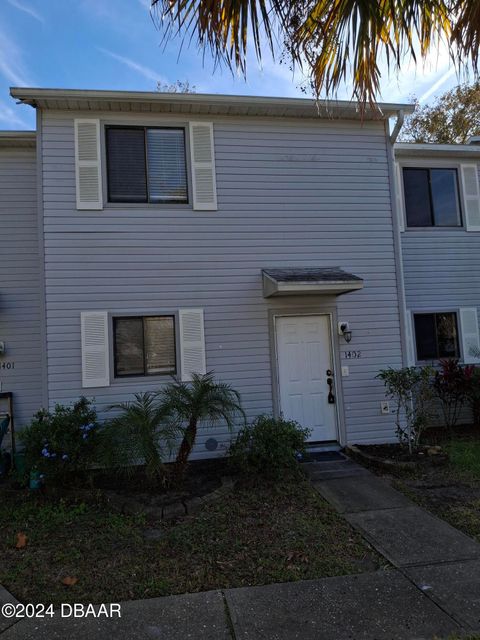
xmin=413 ymin=312 xmax=459 ymax=361
xmin=114 ymin=316 xmax=176 ymax=377
xmin=403 ymin=167 xmax=462 ymax=227
xmin=106 ymin=126 xmax=188 ymax=204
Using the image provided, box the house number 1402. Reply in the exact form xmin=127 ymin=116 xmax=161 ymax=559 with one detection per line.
xmin=344 ymin=351 xmax=361 ymax=359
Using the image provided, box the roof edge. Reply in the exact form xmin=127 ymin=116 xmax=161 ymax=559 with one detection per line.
xmin=0 ymin=130 xmax=36 ymax=148
xmin=395 ymin=142 xmax=480 ymax=156
xmin=10 ymin=87 xmax=414 ymax=120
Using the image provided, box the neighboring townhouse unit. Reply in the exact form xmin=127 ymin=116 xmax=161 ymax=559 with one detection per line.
xmin=5 ymin=88 xmax=464 ymax=458
xmin=0 ymin=131 xmax=43 ymax=428
xmin=394 ymin=143 xmax=480 ymax=380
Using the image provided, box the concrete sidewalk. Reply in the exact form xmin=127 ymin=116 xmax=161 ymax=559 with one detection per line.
xmin=2 ymin=456 xmax=480 ymax=639
xmin=0 ymin=571 xmax=465 ymax=640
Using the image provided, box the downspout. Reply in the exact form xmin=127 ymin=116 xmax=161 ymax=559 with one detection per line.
xmin=386 ymin=109 xmax=409 ymax=367
xmin=390 ymin=108 xmax=405 ymax=144
xmin=35 ymin=108 xmax=49 ymax=410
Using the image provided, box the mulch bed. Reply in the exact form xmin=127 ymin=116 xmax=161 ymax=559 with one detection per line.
xmin=347 ymin=443 xmax=448 ymax=475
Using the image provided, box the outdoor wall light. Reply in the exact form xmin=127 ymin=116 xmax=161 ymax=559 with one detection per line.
xmin=338 ymin=322 xmax=352 ymax=343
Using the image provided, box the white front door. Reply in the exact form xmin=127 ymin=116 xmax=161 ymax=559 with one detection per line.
xmin=276 ymin=315 xmax=337 ymax=442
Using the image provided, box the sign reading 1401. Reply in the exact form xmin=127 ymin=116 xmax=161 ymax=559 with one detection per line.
xmin=1 ymin=362 xmax=15 ymax=370
xmin=344 ymin=351 xmax=361 ymax=359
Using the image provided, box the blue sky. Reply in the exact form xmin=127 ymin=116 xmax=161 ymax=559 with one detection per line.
xmin=0 ymin=0 xmax=461 ymax=130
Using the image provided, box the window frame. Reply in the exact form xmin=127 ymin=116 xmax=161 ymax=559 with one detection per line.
xmin=105 ymin=124 xmax=189 ymax=206
xmin=413 ymin=310 xmax=461 ymax=363
xmin=400 ymin=161 xmax=464 ymax=230
xmin=113 ymin=314 xmax=177 ymax=378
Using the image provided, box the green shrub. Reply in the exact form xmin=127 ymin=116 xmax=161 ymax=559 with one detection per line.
xmin=433 ymin=359 xmax=472 ymax=432
xmin=228 ymin=415 xmax=310 ymax=479
xmin=97 ymin=392 xmax=183 ymax=485
xmin=20 ymin=397 xmax=99 ymax=486
xmin=377 ymin=366 xmax=434 ymax=453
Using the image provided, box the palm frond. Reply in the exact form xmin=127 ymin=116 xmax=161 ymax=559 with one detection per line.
xmin=99 ymin=392 xmax=181 ymax=480
xmin=156 ymin=371 xmax=245 ymax=467
xmin=151 ymin=0 xmax=480 ymax=107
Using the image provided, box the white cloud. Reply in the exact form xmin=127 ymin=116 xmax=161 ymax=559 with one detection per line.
xmin=418 ymin=66 xmax=457 ymax=103
xmin=7 ymin=0 xmax=45 ymax=23
xmin=98 ymin=47 xmax=166 ymax=85
xmin=0 ymin=29 xmax=32 ymax=86
xmin=0 ymin=100 xmax=29 ymax=128
xmin=378 ymin=38 xmax=457 ymax=104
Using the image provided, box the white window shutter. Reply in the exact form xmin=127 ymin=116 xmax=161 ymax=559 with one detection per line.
xmin=81 ymin=311 xmax=110 ymax=387
xmin=459 ymin=307 xmax=480 ymax=364
xmin=405 ymin=311 xmax=416 ymax=366
xmin=395 ymin=163 xmax=405 ymax=232
xmin=460 ymin=164 xmax=480 ymax=231
xmin=189 ymin=122 xmax=217 ymax=211
xmin=74 ymin=119 xmax=103 ymax=210
xmin=179 ymin=309 xmax=206 ymax=381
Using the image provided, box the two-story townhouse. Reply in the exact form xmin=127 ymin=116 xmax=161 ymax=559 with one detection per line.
xmin=394 ymin=143 xmax=480 ymax=405
xmin=1 ymin=88 xmax=426 ymax=458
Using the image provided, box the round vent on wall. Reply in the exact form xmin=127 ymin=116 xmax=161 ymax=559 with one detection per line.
xmin=205 ymin=438 xmax=218 ymax=451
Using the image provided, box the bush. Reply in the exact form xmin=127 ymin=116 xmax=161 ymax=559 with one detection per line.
xmin=20 ymin=398 xmax=99 ymax=486
xmin=377 ymin=366 xmax=434 ymax=453
xmin=433 ymin=359 xmax=474 ymax=432
xmin=97 ymin=392 xmax=182 ymax=485
xmin=466 ymin=366 xmax=480 ymax=426
xmin=228 ymin=415 xmax=310 ymax=479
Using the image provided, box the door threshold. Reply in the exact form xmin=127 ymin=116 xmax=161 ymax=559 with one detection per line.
xmin=306 ymin=442 xmax=341 ymax=453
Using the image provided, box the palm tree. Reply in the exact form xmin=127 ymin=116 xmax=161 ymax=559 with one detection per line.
xmin=101 ymin=392 xmax=181 ymax=483
xmin=159 ymin=371 xmax=245 ymax=474
xmin=151 ymin=0 xmax=480 ymax=106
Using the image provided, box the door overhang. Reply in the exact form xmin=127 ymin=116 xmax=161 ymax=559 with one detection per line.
xmin=262 ymin=267 xmax=363 ymax=298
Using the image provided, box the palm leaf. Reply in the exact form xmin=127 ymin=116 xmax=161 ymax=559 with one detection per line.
xmin=99 ymin=392 xmax=181 ymax=480
xmin=151 ymin=0 xmax=480 ymax=107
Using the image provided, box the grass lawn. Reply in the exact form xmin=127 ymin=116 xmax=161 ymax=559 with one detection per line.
xmin=390 ymin=439 xmax=480 ymax=543
xmin=0 ymin=478 xmax=381 ymax=604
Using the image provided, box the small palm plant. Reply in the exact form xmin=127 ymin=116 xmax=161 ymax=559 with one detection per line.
xmin=159 ymin=371 xmax=245 ymax=476
xmin=100 ymin=392 xmax=181 ymax=484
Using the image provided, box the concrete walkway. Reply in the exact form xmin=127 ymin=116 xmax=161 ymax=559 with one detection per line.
xmin=306 ymin=455 xmax=480 ymax=636
xmin=2 ymin=457 xmax=480 ymax=639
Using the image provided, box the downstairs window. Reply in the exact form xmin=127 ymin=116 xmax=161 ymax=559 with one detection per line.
xmin=113 ymin=316 xmax=176 ymax=377
xmin=413 ymin=312 xmax=460 ymax=361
